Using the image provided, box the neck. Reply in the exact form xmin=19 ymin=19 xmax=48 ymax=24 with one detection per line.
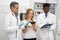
xmin=44 ymin=11 xmax=48 ymax=14
xmin=45 ymin=13 xmax=47 ymax=14
xmin=45 ymin=12 xmax=49 ymax=14
xmin=12 ymin=12 xmax=17 ymax=14
xmin=26 ymin=18 xmax=31 ymax=21
xmin=12 ymin=11 xmax=18 ymax=14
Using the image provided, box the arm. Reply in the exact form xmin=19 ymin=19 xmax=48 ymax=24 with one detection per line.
xmin=50 ymin=15 xmax=56 ymax=30
xmin=19 ymin=21 xmax=30 ymax=33
xmin=32 ymin=24 xmax=37 ymax=32
xmin=36 ymin=15 xmax=46 ymax=29
xmin=22 ymin=22 xmax=31 ymax=33
xmin=5 ymin=15 xmax=13 ymax=32
xmin=5 ymin=15 xmax=18 ymax=32
xmin=22 ymin=26 xmax=30 ymax=33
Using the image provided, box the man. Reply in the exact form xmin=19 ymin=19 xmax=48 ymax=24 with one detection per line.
xmin=37 ymin=3 xmax=56 ymax=40
xmin=5 ymin=1 xmax=22 ymax=40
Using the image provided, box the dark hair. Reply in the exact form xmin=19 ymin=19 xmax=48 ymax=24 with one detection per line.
xmin=10 ymin=1 xmax=19 ymax=8
xmin=43 ymin=3 xmax=50 ymax=9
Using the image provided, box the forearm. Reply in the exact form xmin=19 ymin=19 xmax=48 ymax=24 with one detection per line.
xmin=22 ymin=27 xmax=29 ymax=33
xmin=32 ymin=26 xmax=37 ymax=32
xmin=6 ymin=26 xmax=18 ymax=32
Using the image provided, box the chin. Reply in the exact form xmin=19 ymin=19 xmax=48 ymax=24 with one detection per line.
xmin=28 ymin=17 xmax=31 ymax=19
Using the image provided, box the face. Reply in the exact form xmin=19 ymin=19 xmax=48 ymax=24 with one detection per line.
xmin=11 ymin=4 xmax=19 ymax=14
xmin=27 ymin=10 xmax=34 ymax=19
xmin=43 ymin=7 xmax=49 ymax=14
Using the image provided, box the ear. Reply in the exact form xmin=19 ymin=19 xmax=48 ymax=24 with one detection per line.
xmin=11 ymin=7 xmax=14 ymax=10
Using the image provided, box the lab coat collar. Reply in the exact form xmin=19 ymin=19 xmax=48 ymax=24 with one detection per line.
xmin=10 ymin=11 xmax=19 ymax=17
xmin=43 ymin=11 xmax=50 ymax=15
xmin=11 ymin=12 xmax=15 ymax=16
xmin=43 ymin=12 xmax=51 ymax=18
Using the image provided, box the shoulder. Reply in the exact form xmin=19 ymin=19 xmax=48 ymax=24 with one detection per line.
xmin=49 ymin=12 xmax=56 ymax=17
xmin=6 ymin=12 xmax=12 ymax=17
xmin=38 ymin=12 xmax=44 ymax=16
xmin=5 ymin=13 xmax=12 ymax=18
xmin=22 ymin=20 xmax=26 ymax=22
xmin=37 ymin=13 xmax=44 ymax=19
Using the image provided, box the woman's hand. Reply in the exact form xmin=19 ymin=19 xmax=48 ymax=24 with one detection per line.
xmin=32 ymin=24 xmax=37 ymax=32
xmin=22 ymin=26 xmax=30 ymax=33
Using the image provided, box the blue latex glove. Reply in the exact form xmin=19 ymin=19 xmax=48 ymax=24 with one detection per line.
xmin=46 ymin=25 xmax=51 ymax=29
xmin=25 ymin=21 xmax=31 ymax=28
xmin=41 ymin=24 xmax=53 ymax=29
xmin=45 ymin=24 xmax=53 ymax=29
xmin=18 ymin=21 xmax=24 ymax=28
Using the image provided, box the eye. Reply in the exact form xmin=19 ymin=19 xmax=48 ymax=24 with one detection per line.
xmin=17 ymin=8 xmax=18 ymax=9
xmin=16 ymin=7 xmax=18 ymax=9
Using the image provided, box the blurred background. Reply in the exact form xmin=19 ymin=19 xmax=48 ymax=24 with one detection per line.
xmin=0 ymin=0 xmax=60 ymax=40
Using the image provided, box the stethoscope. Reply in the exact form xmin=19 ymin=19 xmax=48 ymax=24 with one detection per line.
xmin=12 ymin=13 xmax=18 ymax=38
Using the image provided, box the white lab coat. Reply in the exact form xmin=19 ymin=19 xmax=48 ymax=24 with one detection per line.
xmin=36 ymin=12 xmax=56 ymax=40
xmin=5 ymin=12 xmax=22 ymax=40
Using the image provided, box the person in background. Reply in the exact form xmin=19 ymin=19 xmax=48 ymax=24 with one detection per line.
xmin=36 ymin=3 xmax=56 ymax=40
xmin=19 ymin=8 xmax=37 ymax=40
xmin=5 ymin=1 xmax=22 ymax=40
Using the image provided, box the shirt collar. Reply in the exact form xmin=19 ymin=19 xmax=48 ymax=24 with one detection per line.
xmin=43 ymin=11 xmax=50 ymax=15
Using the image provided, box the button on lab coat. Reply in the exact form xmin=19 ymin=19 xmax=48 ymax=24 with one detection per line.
xmin=5 ymin=12 xmax=22 ymax=40
xmin=36 ymin=12 xmax=56 ymax=40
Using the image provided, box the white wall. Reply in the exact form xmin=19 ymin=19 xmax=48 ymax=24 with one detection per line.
xmin=55 ymin=0 xmax=60 ymax=40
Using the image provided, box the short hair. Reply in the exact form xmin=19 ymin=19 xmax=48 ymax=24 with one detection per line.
xmin=43 ymin=3 xmax=50 ymax=9
xmin=10 ymin=1 xmax=19 ymax=8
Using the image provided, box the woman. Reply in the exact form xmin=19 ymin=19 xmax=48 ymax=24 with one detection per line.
xmin=21 ymin=8 xmax=37 ymax=40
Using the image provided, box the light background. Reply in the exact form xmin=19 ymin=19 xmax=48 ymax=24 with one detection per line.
xmin=0 ymin=0 xmax=60 ymax=40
